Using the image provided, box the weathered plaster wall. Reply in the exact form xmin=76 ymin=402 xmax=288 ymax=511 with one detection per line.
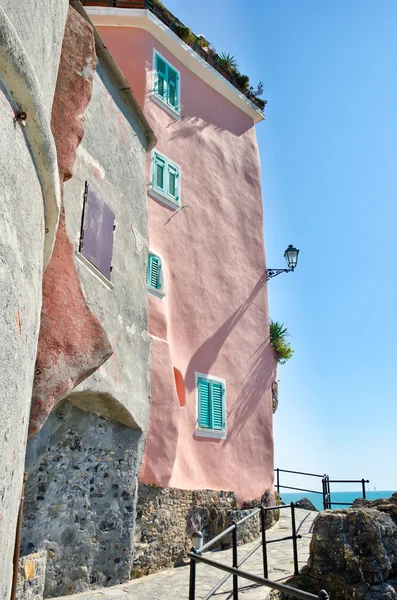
xmin=0 ymin=2 xmax=68 ymax=598
xmin=97 ymin=25 xmax=276 ymax=502
xmin=30 ymin=7 xmax=113 ymax=436
xmin=21 ymin=9 xmax=152 ymax=595
xmin=65 ymin=56 xmax=151 ymax=435
xmin=22 ymin=400 xmax=143 ymax=597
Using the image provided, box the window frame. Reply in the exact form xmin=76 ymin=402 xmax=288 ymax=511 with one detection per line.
xmin=152 ymin=49 xmax=181 ymax=118
xmin=78 ymin=181 xmax=115 ymax=283
xmin=195 ymin=372 xmax=227 ymax=440
xmin=150 ymin=150 xmax=181 ymax=210
xmin=146 ymin=250 xmax=166 ymax=299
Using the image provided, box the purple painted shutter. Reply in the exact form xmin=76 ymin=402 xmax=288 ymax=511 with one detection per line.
xmin=80 ymin=183 xmax=115 ymax=280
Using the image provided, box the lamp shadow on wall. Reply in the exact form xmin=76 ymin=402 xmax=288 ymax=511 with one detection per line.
xmin=185 ymin=272 xmax=268 ymax=393
xmin=224 ymin=340 xmax=275 ymax=446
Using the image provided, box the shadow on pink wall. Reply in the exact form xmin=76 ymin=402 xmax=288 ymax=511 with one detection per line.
xmin=225 ymin=340 xmax=275 ymax=445
xmin=185 ymin=272 xmax=269 ymax=394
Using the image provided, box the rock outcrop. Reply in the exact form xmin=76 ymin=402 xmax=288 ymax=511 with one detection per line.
xmin=308 ymin=507 xmax=397 ymax=599
xmin=295 ymin=498 xmax=318 ymax=512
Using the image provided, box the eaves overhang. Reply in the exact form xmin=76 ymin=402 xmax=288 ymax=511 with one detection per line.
xmin=85 ymin=7 xmax=265 ymax=124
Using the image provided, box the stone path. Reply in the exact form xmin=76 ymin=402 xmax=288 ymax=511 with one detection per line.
xmin=57 ymin=508 xmax=317 ymax=600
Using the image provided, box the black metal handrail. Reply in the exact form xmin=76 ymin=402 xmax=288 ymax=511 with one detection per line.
xmin=188 ymin=502 xmax=328 ymax=600
xmin=81 ymin=0 xmax=266 ymax=112
xmin=275 ymin=468 xmax=370 ymax=510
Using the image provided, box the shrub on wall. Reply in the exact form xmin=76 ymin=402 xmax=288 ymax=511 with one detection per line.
xmin=269 ymin=319 xmax=294 ymax=364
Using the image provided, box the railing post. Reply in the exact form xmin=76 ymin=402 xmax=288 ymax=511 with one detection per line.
xmin=362 ymin=478 xmax=366 ymax=499
xmin=276 ymin=468 xmax=280 ymax=495
xmin=290 ymin=503 xmax=299 ymax=576
xmin=189 ymin=550 xmax=197 ymax=600
xmin=232 ymin=524 xmax=238 ymax=600
xmin=327 ymin=476 xmax=331 ymax=509
xmin=321 ymin=477 xmax=326 ymax=510
xmin=260 ymin=506 xmax=269 ymax=578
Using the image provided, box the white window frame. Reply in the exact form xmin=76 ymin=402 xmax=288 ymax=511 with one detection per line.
xmin=152 ymin=49 xmax=181 ymax=118
xmin=194 ymin=372 xmax=227 ymax=440
xmin=150 ymin=150 xmax=181 ymax=210
xmin=147 ymin=250 xmax=166 ymax=299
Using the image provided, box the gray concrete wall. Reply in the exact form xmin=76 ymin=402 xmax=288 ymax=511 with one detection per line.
xmin=66 ymin=58 xmax=151 ymax=434
xmin=21 ymin=52 xmax=152 ymax=597
xmin=0 ymin=2 xmax=68 ymax=598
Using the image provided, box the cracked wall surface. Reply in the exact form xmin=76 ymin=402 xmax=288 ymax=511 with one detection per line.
xmin=0 ymin=2 xmax=68 ymax=597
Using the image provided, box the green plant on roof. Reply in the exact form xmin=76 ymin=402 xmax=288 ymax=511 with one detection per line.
xmin=218 ymin=52 xmax=238 ymax=73
xmin=269 ymin=319 xmax=294 ymax=365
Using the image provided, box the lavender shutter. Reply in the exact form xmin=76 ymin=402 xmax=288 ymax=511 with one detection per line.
xmin=80 ymin=183 xmax=115 ymax=280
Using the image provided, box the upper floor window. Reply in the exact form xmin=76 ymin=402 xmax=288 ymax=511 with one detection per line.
xmin=196 ymin=374 xmax=226 ymax=439
xmin=150 ymin=151 xmax=180 ymax=208
xmin=79 ymin=182 xmax=115 ymax=281
xmin=153 ymin=51 xmax=180 ymax=115
xmin=146 ymin=252 xmax=165 ymax=297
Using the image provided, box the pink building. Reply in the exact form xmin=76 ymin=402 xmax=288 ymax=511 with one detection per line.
xmin=86 ymin=1 xmax=277 ymax=503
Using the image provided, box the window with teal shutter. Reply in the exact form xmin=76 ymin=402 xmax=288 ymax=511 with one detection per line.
xmin=153 ymin=154 xmax=166 ymax=193
xmin=167 ymin=65 xmax=178 ymax=109
xmin=168 ymin=164 xmax=178 ymax=200
xmin=151 ymin=152 xmax=180 ymax=206
xmin=147 ymin=253 xmax=162 ymax=291
xmin=155 ymin=54 xmax=167 ymax=100
xmin=197 ymin=377 xmax=225 ymax=431
xmin=154 ymin=52 xmax=180 ymax=113
xmin=198 ymin=378 xmax=211 ymax=429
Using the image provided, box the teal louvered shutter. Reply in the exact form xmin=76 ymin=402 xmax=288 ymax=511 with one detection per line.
xmin=167 ymin=65 xmax=178 ymax=109
xmin=212 ymin=382 xmax=224 ymax=430
xmin=155 ymin=54 xmax=167 ymax=100
xmin=147 ymin=254 xmax=161 ymax=290
xmin=198 ymin=378 xmax=211 ymax=428
xmin=153 ymin=154 xmax=165 ymax=192
xmin=168 ymin=164 xmax=179 ymax=201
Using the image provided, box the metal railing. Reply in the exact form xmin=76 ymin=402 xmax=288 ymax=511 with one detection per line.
xmin=81 ymin=0 xmax=266 ymax=112
xmin=275 ymin=468 xmax=370 ymax=510
xmin=188 ymin=503 xmax=329 ymax=600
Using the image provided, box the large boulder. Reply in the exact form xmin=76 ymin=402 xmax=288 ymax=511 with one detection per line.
xmin=308 ymin=508 xmax=397 ymax=599
xmin=353 ymin=493 xmax=397 ymax=525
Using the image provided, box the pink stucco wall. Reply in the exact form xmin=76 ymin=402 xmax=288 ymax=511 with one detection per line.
xmin=97 ymin=26 xmax=276 ymax=502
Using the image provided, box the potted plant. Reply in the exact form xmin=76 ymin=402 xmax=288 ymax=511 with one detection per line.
xmin=218 ymin=52 xmax=238 ymax=74
xmin=269 ymin=320 xmax=294 ymax=364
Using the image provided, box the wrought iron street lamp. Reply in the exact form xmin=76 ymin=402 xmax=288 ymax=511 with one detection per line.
xmin=266 ymin=245 xmax=299 ymax=280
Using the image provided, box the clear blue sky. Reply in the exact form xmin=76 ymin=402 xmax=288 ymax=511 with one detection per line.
xmin=165 ymin=0 xmax=397 ymax=490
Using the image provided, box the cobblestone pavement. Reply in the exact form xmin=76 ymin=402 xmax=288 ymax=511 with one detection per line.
xmin=57 ymin=508 xmax=317 ymax=600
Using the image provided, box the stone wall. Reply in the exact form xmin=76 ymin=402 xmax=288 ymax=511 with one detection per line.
xmin=133 ymin=485 xmax=278 ymax=577
xmin=15 ymin=552 xmax=46 ymax=600
xmin=21 ymin=401 xmax=143 ymax=597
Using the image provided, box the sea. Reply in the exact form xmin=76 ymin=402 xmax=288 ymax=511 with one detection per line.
xmin=280 ymin=490 xmax=396 ymax=511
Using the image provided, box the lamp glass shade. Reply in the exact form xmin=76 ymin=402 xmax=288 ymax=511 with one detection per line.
xmin=284 ymin=245 xmax=299 ymax=270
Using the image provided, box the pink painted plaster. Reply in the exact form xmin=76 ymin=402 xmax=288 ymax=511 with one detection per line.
xmin=98 ymin=25 xmax=276 ymax=502
xmin=30 ymin=9 xmax=112 ymax=435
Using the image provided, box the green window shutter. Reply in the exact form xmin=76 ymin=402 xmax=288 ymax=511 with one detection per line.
xmin=155 ymin=55 xmax=167 ymax=99
xmin=168 ymin=164 xmax=179 ymax=200
xmin=212 ymin=382 xmax=224 ymax=430
xmin=167 ymin=66 xmax=178 ymax=109
xmin=198 ymin=378 xmax=211 ymax=428
xmin=154 ymin=154 xmax=165 ymax=192
xmin=147 ymin=254 xmax=162 ymax=290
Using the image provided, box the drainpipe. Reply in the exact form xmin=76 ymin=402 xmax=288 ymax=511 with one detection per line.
xmin=10 ymin=472 xmax=28 ymax=600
